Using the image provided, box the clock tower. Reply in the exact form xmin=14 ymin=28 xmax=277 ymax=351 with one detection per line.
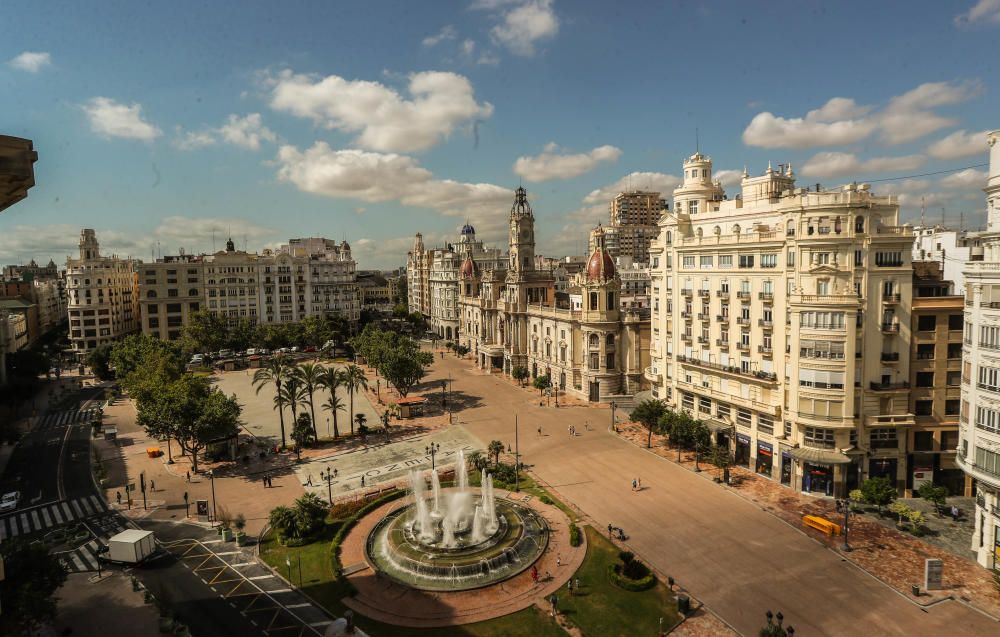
xmin=509 ymin=186 xmax=535 ymax=273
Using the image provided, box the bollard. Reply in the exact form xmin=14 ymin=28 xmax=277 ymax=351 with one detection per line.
xmin=677 ymin=594 xmax=690 ymax=615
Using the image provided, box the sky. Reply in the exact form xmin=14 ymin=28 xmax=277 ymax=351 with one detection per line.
xmin=1 ymin=0 xmax=999 ymax=269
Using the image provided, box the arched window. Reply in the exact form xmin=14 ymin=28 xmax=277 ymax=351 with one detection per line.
xmin=606 ymin=334 xmax=615 ymax=347
xmin=666 ymin=231 xmax=673 ymax=245
xmin=589 ymin=333 xmax=600 ymax=349
xmin=855 ymin=216 xmax=865 ymax=233
xmin=189 ymin=289 xmax=198 ymax=296
xmin=732 ymin=224 xmax=741 ymax=235
xmin=146 ymin=290 xmax=157 ymax=298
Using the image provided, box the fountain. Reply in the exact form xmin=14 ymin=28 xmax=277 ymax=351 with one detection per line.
xmin=365 ymin=451 xmax=549 ymax=591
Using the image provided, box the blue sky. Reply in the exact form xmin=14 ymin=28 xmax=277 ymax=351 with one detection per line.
xmin=1 ymin=0 xmax=998 ymax=268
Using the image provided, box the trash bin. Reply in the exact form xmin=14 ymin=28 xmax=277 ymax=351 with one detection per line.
xmin=911 ymin=585 xmax=920 ymax=597
xmin=677 ymin=594 xmax=690 ymax=615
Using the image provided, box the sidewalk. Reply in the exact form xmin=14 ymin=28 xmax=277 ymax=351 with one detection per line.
xmin=616 ymin=421 xmax=1000 ymax=621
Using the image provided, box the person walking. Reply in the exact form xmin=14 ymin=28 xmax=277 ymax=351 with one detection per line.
xmin=116 ymin=491 xmax=122 ymax=506
xmin=631 ymin=478 xmax=637 ymax=492
xmin=567 ymin=579 xmax=573 ymax=595
xmin=306 ymin=473 xmax=314 ymax=487
xmin=537 ymin=426 xmax=542 ymax=437
xmin=186 ymin=470 xmax=190 ymax=483
xmin=556 ymin=553 xmax=561 ymax=567
xmin=361 ymin=475 xmax=366 ymax=487
xmin=549 ymin=594 xmax=558 ymax=617
xmin=608 ymin=523 xmax=613 ymax=537
xmin=149 ymin=479 xmax=155 ymax=493
xmin=574 ymin=577 xmax=580 ymax=592
xmin=637 ymin=476 xmax=641 ymax=490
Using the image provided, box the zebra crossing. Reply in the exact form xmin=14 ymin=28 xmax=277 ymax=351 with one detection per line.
xmin=58 ymin=512 xmax=129 ymax=573
xmin=36 ymin=407 xmax=101 ymax=431
xmin=0 ymin=494 xmax=109 ymax=541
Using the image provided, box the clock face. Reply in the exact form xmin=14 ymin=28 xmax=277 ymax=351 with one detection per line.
xmin=522 ymin=230 xmax=530 ymax=240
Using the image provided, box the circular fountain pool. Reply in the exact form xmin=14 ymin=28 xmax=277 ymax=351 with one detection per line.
xmin=364 ymin=453 xmax=549 ymax=591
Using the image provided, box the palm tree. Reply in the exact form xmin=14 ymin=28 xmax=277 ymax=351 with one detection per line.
xmin=317 ymin=366 xmax=343 ymax=439
xmin=280 ymin=376 xmax=307 ymax=426
xmin=254 ymin=356 xmax=293 ymax=449
xmin=488 ymin=440 xmax=505 ymax=466
xmin=354 ymin=413 xmax=367 ymax=434
xmin=294 ymin=362 xmax=323 ymax=441
xmin=341 ymin=364 xmax=369 ymax=436
xmin=322 ymin=393 xmax=345 ymax=439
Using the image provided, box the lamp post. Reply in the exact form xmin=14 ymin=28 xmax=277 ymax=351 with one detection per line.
xmin=208 ymin=469 xmax=217 ymax=526
xmin=426 ymin=442 xmax=441 ymax=469
xmin=610 ymin=401 xmax=617 ymax=431
xmin=514 ymin=414 xmax=520 ymax=493
xmin=382 ymin=411 xmax=390 ymax=443
xmin=837 ymin=497 xmax=852 ymax=551
xmin=321 ymin=466 xmax=334 ymax=504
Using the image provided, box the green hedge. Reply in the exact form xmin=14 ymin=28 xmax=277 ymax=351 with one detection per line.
xmin=328 ymin=489 xmax=408 ymax=593
xmin=569 ymin=524 xmax=582 ymax=547
xmin=539 ymin=494 xmax=553 ymax=505
xmin=607 ymin=564 xmax=657 ymax=592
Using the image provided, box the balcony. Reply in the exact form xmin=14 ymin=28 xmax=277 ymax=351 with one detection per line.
xmin=681 ymin=333 xmax=692 ymax=342
xmin=758 ymin=345 xmax=773 ymax=357
xmin=644 ymin=366 xmax=660 ymax=383
xmin=681 ymin=311 xmax=692 ymax=319
xmin=880 ymin=352 xmax=900 ymax=362
xmin=698 ymin=289 xmax=711 ymax=298
xmin=870 ymin=381 xmax=910 ymax=391
xmin=758 ymin=319 xmax=773 ymax=329
xmin=737 ymin=291 xmax=751 ymax=300
xmin=736 ymin=317 xmax=750 ymax=325
xmin=717 ymin=314 xmax=730 ymax=322
xmin=736 ymin=342 xmax=750 ymax=351
xmin=882 ymin=294 xmax=901 ymax=304
xmin=865 ymin=413 xmax=916 ymax=427
xmin=881 ymin=323 xmax=899 ymax=333
xmin=681 ymin=288 xmax=693 ymax=297
xmin=697 ymin=336 xmax=709 ymax=344
xmin=716 ymin=290 xmax=730 ymax=299
xmin=676 ymin=354 xmax=779 ymax=383
xmin=697 ymin=313 xmax=710 ymax=320
xmin=758 ymin=292 xmax=774 ymax=302
xmin=716 ymin=339 xmax=729 ymax=349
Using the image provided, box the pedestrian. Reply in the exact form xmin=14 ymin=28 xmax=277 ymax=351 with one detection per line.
xmin=361 ymin=475 xmax=366 ymax=487
xmin=637 ymin=476 xmax=641 ymax=490
xmin=149 ymin=479 xmax=155 ymax=492
xmin=568 ymin=424 xmax=572 ymax=436
xmin=186 ymin=470 xmax=190 ymax=483
xmin=608 ymin=523 xmax=613 ymax=537
xmin=567 ymin=579 xmax=573 ymax=594
xmin=549 ymin=594 xmax=558 ymax=617
xmin=951 ymin=504 xmax=960 ymax=521
xmin=574 ymin=577 xmax=580 ymax=592
xmin=307 ymin=474 xmax=313 ymax=487
xmin=537 ymin=426 xmax=542 ymax=437
xmin=556 ymin=553 xmax=561 ymax=567
xmin=632 ymin=478 xmax=637 ymax=492
xmin=334 ymin=468 xmax=338 ymax=478
xmin=116 ymin=491 xmax=122 ymax=505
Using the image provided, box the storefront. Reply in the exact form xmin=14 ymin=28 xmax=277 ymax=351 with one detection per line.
xmin=802 ymin=463 xmax=834 ymax=496
xmin=780 ymin=450 xmax=792 ymax=485
xmin=735 ymin=433 xmax=751 ymax=467
xmin=791 ymin=447 xmax=852 ymax=497
xmin=755 ymin=440 xmax=774 ymax=477
xmin=869 ymin=457 xmax=898 ymax=484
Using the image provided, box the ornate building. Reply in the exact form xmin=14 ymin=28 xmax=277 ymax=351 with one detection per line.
xmin=459 ymin=188 xmax=650 ymax=404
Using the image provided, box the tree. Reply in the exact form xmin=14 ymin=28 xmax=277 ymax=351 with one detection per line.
xmin=317 ymin=366 xmax=344 ymax=439
xmin=301 ymin=315 xmax=333 ymax=348
xmin=109 ymin=333 xmax=184 ymax=381
xmin=253 ymin=356 xmax=293 ymax=449
xmin=488 ymin=440 xmax=505 ymax=466
xmin=710 ymin=443 xmax=732 ymax=480
xmin=511 ymin=366 xmax=529 ymax=387
xmin=268 ymin=505 xmax=298 ymax=541
xmin=917 ymin=482 xmax=948 ymax=514
xmin=381 ymin=347 xmax=432 ymax=397
xmin=0 ymin=539 xmax=68 ymax=634
xmin=532 ymin=374 xmax=551 ymax=396
xmin=322 ymin=394 xmax=345 ymax=439
xmin=292 ymin=412 xmax=315 ymax=454
xmin=280 ymin=376 xmax=307 ymax=427
xmin=180 ymin=309 xmax=230 ymax=354
xmin=860 ymin=476 xmax=897 ymax=514
xmin=355 ymin=413 xmax=368 ymax=441
xmin=166 ymin=377 xmax=241 ymax=473
xmin=456 ymin=344 xmax=470 ymax=358
xmin=631 ymin=399 xmax=667 ymax=448
xmin=392 ymin=303 xmax=409 ymax=319
xmin=86 ymin=344 xmax=114 ymax=380
xmin=294 ymin=362 xmax=323 ymax=441
xmin=341 ymin=365 xmax=368 ymax=435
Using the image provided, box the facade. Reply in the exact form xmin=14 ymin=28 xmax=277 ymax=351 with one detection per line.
xmin=0 ymin=311 xmax=28 ymax=353
xmin=429 ymin=248 xmax=462 ymax=340
xmin=139 ymin=252 xmax=206 ymax=341
xmin=406 ymin=233 xmax=431 ymax=316
xmin=3 ymin=258 xmax=59 ymax=281
xmin=459 ymin=189 xmax=650 ymax=404
xmin=912 ymin=226 xmax=984 ymax=294
xmin=0 ymin=135 xmax=38 ymax=213
xmin=66 ymin=229 xmax=140 ymax=356
xmin=616 ymin=256 xmax=651 ymax=310
xmin=357 ymin=273 xmax=393 ymax=311
xmin=281 ymin=238 xmax=360 ymax=323
xmin=649 ymin=152 xmax=915 ymax=498
xmin=959 ymin=129 xmax=1000 ymax=569
xmin=589 ymin=190 xmax=667 ymax=264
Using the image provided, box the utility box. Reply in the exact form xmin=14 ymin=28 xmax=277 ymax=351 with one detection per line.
xmin=106 ymin=529 xmax=156 ymax=564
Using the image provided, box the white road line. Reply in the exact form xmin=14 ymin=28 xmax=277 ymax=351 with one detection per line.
xmin=70 ymin=552 xmax=86 ymax=571
xmin=79 ymin=498 xmax=94 ymax=516
xmin=0 ymin=521 xmax=7 ymax=542
xmin=230 ymin=562 xmax=255 ymax=568
xmin=88 ymin=495 xmax=105 ymax=512
xmin=247 ymin=575 xmax=273 ymax=581
xmin=51 ymin=504 xmax=64 ymax=524
xmin=41 ymin=507 xmax=53 ymax=527
xmin=20 ymin=512 xmax=30 ymax=532
xmin=309 ymin=621 xmax=332 ymax=627
xmin=8 ymin=517 xmax=19 ymax=536
xmin=31 ymin=509 xmax=42 ymax=530
xmin=71 ymin=500 xmax=85 ymax=518
xmin=268 ymin=588 xmax=292 ymax=593
xmin=79 ymin=549 xmax=98 ymax=570
xmin=200 ymin=539 xmax=223 ymax=544
xmin=214 ymin=551 xmax=242 ymax=556
xmin=285 ymin=603 xmax=311 ymax=609
xmin=61 ymin=501 xmax=75 ymax=521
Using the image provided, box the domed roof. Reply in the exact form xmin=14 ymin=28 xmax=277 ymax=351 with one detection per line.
xmin=459 ymin=255 xmax=479 ymax=279
xmin=461 ymin=223 xmax=476 ymax=235
xmin=341 ymin=240 xmax=351 ymax=250
xmin=586 ymin=247 xmax=616 ymax=282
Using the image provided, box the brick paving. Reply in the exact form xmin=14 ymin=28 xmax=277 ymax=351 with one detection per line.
xmin=616 ymin=422 xmax=1000 ymax=620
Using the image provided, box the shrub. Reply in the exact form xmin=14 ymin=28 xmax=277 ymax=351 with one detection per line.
xmin=569 ymin=524 xmax=581 ymax=547
xmin=917 ymin=482 xmax=948 ymax=511
xmin=860 ymin=477 xmax=897 ymax=514
xmin=888 ymin=501 xmax=912 ymax=527
xmin=539 ymin=494 xmax=553 ymax=505
xmin=607 ymin=564 xmax=656 ymax=591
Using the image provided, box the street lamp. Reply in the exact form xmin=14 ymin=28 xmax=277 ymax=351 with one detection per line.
xmin=610 ymin=401 xmax=617 ymax=431
xmin=208 ymin=469 xmax=217 ymax=526
xmin=426 ymin=442 xmax=441 ymax=469
xmin=382 ymin=411 xmax=390 ymax=443
xmin=837 ymin=497 xmax=852 ymax=551
xmin=321 ymin=466 xmax=335 ymax=504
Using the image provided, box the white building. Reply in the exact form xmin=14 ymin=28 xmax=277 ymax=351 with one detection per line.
xmin=66 ymin=229 xmax=140 ymax=356
xmin=958 ymin=129 xmax=1000 ymax=569
xmin=649 ymin=152 xmax=915 ymax=498
xmin=912 ymin=226 xmax=984 ymax=294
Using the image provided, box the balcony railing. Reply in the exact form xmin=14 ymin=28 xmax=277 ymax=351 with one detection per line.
xmin=716 ymin=339 xmax=729 ymax=348
xmin=880 ymin=352 xmax=900 ymax=362
xmin=758 ymin=346 xmax=773 ymax=356
xmin=758 ymin=319 xmax=773 ymax=328
xmin=736 ymin=317 xmax=750 ymax=325
xmin=698 ymin=289 xmax=711 ymax=298
xmin=882 ymin=294 xmax=901 ymax=304
xmin=681 ymin=311 xmax=692 ymax=318
xmin=737 ymin=291 xmax=751 ymax=299
xmin=717 ymin=314 xmax=730 ymax=322
xmin=681 ymin=288 xmax=693 ymax=296
xmin=759 ymin=292 xmax=774 ymax=302
xmin=716 ymin=290 xmax=730 ymax=299
xmin=870 ymin=381 xmax=910 ymax=391
xmin=681 ymin=333 xmax=692 ymax=342
xmin=736 ymin=342 xmax=750 ymax=351
xmin=697 ymin=336 xmax=709 ymax=344
xmin=697 ymin=313 xmax=710 ymax=320
xmin=881 ymin=323 xmax=899 ymax=333
xmin=676 ymin=354 xmax=778 ymax=382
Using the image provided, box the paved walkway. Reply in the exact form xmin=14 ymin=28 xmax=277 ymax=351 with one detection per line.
xmin=422 ymin=355 xmax=999 ymax=637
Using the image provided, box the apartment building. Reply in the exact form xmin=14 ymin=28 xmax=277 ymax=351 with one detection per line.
xmin=912 ymin=226 xmax=984 ymax=294
xmin=66 ymin=229 xmax=140 ymax=356
xmin=588 ymin=191 xmax=667 ymax=264
xmin=459 ymin=189 xmax=650 ymax=404
xmin=406 ymin=233 xmax=431 ymax=316
xmin=282 ymin=238 xmax=359 ymax=323
xmin=958 ymin=129 xmax=1000 ymax=569
xmin=0 ymin=134 xmax=38 ymax=214
xmin=648 ymin=152 xmax=914 ymax=498
xmin=429 ymin=248 xmax=462 ymax=340
xmin=3 ymin=258 xmax=59 ymax=281
xmin=139 ymin=252 xmax=205 ymax=341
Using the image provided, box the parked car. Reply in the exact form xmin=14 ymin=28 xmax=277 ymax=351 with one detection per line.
xmin=290 ymin=346 xmax=300 ymax=353
xmin=278 ymin=347 xmax=290 ymax=354
xmin=0 ymin=491 xmax=20 ymax=512
xmin=245 ymin=348 xmax=258 ymax=356
xmin=189 ymin=354 xmax=204 ymax=365
xmin=303 ymin=345 xmax=316 ymax=353
xmin=219 ymin=349 xmax=234 ymax=358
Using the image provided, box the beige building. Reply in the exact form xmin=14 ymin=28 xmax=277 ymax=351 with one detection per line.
xmin=459 ymin=189 xmax=650 ymax=404
xmin=589 ymin=190 xmax=666 ymax=264
xmin=282 ymin=238 xmax=359 ymax=323
xmin=649 ymin=152 xmax=914 ymax=498
xmin=139 ymin=252 xmax=205 ymax=341
xmin=66 ymin=229 xmax=140 ymax=356
xmin=406 ymin=233 xmax=432 ymax=317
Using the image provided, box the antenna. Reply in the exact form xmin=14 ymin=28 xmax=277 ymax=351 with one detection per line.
xmin=941 ymin=207 xmax=945 ymax=228
xmin=920 ymin=196 xmax=925 ymax=227
xmin=212 ymin=230 xmax=216 ymax=252
xmin=695 ymin=127 xmax=699 ymax=154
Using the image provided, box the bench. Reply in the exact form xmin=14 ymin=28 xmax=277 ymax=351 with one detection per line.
xmin=802 ymin=514 xmax=841 ymax=536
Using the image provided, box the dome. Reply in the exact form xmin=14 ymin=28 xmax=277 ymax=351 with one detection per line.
xmin=341 ymin=240 xmax=351 ymax=250
xmin=586 ymin=247 xmax=616 ymax=282
xmin=459 ymin=255 xmax=479 ymax=279
xmin=461 ymin=223 xmax=476 ymax=236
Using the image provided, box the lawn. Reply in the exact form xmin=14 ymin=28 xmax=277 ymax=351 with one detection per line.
xmin=557 ymin=526 xmax=679 ymax=637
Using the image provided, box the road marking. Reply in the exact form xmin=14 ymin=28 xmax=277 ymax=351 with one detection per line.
xmin=0 ymin=522 xmax=6 ymax=541
xmin=70 ymin=552 xmax=86 ymax=571
xmin=247 ymin=575 xmax=273 ymax=581
xmin=79 ymin=549 xmax=98 ymax=570
xmin=8 ymin=517 xmax=19 ymax=536
xmin=61 ymin=501 xmax=75 ymax=521
xmin=89 ymin=495 xmax=105 ymax=511
xmin=30 ymin=510 xmax=42 ymax=530
xmin=268 ymin=588 xmax=292 ymax=593
xmin=309 ymin=621 xmax=332 ymax=627
xmin=200 ymin=539 xmax=223 ymax=544
xmin=80 ymin=498 xmax=94 ymax=516
xmin=285 ymin=603 xmax=311 ymax=609
xmin=56 ymin=418 xmax=74 ymax=502
xmin=71 ymin=500 xmax=84 ymax=518
xmin=51 ymin=504 xmax=64 ymax=524
xmin=214 ymin=550 xmax=242 ymax=556
xmin=41 ymin=507 xmax=52 ymax=527
xmin=20 ymin=512 xmax=30 ymax=532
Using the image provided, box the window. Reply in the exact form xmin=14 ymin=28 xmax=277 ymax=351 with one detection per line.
xmin=869 ymin=428 xmax=898 ymax=449
xmin=147 ymin=317 xmax=159 ymax=329
xmin=981 ymin=325 xmax=1000 ymax=349
xmin=799 ymin=340 xmax=845 ymax=359
xmin=816 ymin=280 xmax=829 ymax=295
xmin=589 ymin=353 xmax=599 ymax=370
xmin=945 ymin=399 xmax=960 ymax=415
xmin=760 ymin=254 xmax=777 ymax=268
xmin=916 ymin=344 xmax=935 ymax=359
xmin=804 ymin=427 xmax=835 ymax=449
xmin=719 ymin=255 xmax=733 ymax=267
xmin=699 ymin=396 xmax=711 ymax=412
xmin=913 ymin=431 xmax=934 ymax=451
xmin=738 ymin=255 xmax=754 ymax=268
xmin=146 ymin=304 xmax=159 ymax=314
xmin=757 ymin=415 xmax=774 ymax=434
xmin=683 ymin=256 xmax=695 ymax=268
xmin=589 ymin=292 xmax=598 ymax=310
xmin=787 ymin=250 xmax=795 ymax=267
xmin=915 ymin=372 xmax=934 ymax=387
xmin=948 ymin=314 xmax=963 ymax=331
xmin=682 ymin=393 xmax=694 ymax=411
xmin=815 ymin=252 xmax=830 ymax=265
xmin=605 ymin=353 xmax=615 ymax=369
xmin=976 ymin=406 xmax=1000 ymax=434
xmin=854 ymin=250 xmax=863 ymax=267
xmin=716 ymin=403 xmax=731 ymax=420
xmin=800 ymin=311 xmax=845 ymax=329
xmin=688 ymin=200 xmax=699 ymax=214
xmin=978 ymin=365 xmax=1000 ymax=391
xmin=975 ymin=447 xmax=1000 ymax=478
xmin=736 ymin=409 xmax=752 ymax=427
xmin=917 ymin=315 xmax=937 ymax=331
xmin=700 ymin=256 xmax=713 ymax=268
xmin=607 ymin=292 xmax=615 ymax=308
xmin=947 ymin=371 xmax=961 ymax=386
xmin=947 ymin=343 xmax=962 ymax=359
xmin=784 ymin=420 xmax=792 ymax=437
xmin=915 ymin=400 xmax=933 ymax=416
xmin=875 ymin=251 xmax=903 ymax=267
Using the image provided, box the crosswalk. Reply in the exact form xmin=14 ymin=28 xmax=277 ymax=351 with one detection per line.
xmin=0 ymin=494 xmax=109 ymax=541
xmin=58 ymin=512 xmax=129 ymax=573
xmin=36 ymin=407 xmax=101 ymax=431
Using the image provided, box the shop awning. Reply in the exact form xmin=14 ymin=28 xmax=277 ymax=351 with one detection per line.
xmin=789 ymin=446 xmax=852 ymax=465
xmin=704 ymin=419 xmax=733 ymax=433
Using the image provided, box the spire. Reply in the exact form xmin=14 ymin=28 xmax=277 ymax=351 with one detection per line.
xmin=742 ymin=165 xmax=749 ymax=178
xmin=786 ymin=162 xmax=794 ymax=178
xmin=510 ymin=186 xmax=532 ymax=217
xmin=766 ymin=160 xmax=773 ymax=174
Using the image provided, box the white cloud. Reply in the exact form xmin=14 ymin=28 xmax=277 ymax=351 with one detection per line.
xmin=582 ymin=171 xmax=682 ymax=205
xmin=461 ymin=39 xmax=477 ymax=57
xmin=513 ymin=143 xmax=621 ymax=182
xmin=422 ymin=25 xmax=457 ymax=47
xmin=175 ymin=113 xmax=277 ymax=151
xmin=8 ymin=51 xmax=51 ymax=73
xmin=801 ymin=152 xmax=925 ymax=178
xmin=82 ymin=97 xmax=162 ymax=141
xmin=275 ymin=142 xmax=514 ymax=242
xmin=266 ymin=69 xmax=493 ymax=153
xmin=713 ymin=169 xmax=744 ymax=187
xmin=477 ymin=53 xmax=501 ymax=66
xmin=955 ymin=0 xmax=1000 ymax=26
xmin=940 ymin=168 xmax=989 ymax=189
xmin=742 ymin=80 xmax=984 ymax=148
xmin=926 ymin=129 xmax=992 ymax=159
xmin=489 ymin=0 xmax=559 ymax=57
